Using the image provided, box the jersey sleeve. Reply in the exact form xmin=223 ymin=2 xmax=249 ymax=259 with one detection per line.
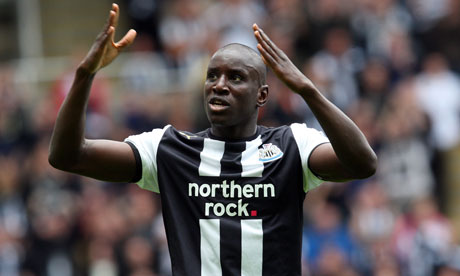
xmin=289 ymin=123 xmax=330 ymax=192
xmin=124 ymin=125 xmax=171 ymax=193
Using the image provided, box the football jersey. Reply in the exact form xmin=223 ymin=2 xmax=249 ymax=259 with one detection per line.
xmin=125 ymin=123 xmax=329 ymax=276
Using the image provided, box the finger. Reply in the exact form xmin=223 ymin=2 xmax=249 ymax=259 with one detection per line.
xmin=100 ymin=26 xmax=115 ymax=51
xmin=111 ymin=3 xmax=120 ymax=29
xmin=108 ymin=15 xmax=117 ymax=44
xmin=260 ymin=55 xmax=268 ymax=66
xmin=257 ymin=43 xmax=276 ymax=67
xmin=94 ymin=24 xmax=115 ymax=51
xmin=254 ymin=30 xmax=278 ymax=62
xmin=107 ymin=4 xmax=121 ymax=47
xmin=96 ymin=9 xmax=116 ymax=42
xmin=257 ymin=27 xmax=275 ymax=49
xmin=88 ymin=26 xmax=113 ymax=61
xmin=107 ymin=3 xmax=120 ymax=42
xmin=114 ymin=29 xmax=137 ymax=50
xmin=104 ymin=6 xmax=117 ymax=32
xmin=106 ymin=3 xmax=118 ymax=28
xmin=257 ymin=27 xmax=284 ymax=58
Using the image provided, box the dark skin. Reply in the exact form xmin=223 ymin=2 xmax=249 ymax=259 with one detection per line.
xmin=49 ymin=4 xmax=377 ymax=183
xmin=253 ymin=24 xmax=377 ymax=180
xmin=204 ymin=45 xmax=268 ymax=139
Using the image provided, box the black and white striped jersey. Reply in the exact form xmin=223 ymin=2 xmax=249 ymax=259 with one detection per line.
xmin=125 ymin=123 xmax=329 ymax=276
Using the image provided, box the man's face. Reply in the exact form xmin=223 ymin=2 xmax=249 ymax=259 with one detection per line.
xmin=204 ymin=48 xmax=264 ymax=128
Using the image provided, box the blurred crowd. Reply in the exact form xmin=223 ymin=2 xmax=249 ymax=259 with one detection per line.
xmin=1 ymin=0 xmax=460 ymax=275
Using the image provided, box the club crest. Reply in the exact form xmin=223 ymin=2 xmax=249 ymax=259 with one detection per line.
xmin=258 ymin=143 xmax=283 ymax=163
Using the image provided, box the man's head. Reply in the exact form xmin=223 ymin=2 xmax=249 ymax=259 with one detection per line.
xmin=216 ymin=43 xmax=267 ymax=85
xmin=204 ymin=43 xmax=268 ymax=136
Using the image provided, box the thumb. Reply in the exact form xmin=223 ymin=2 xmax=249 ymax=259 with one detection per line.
xmin=113 ymin=29 xmax=137 ymax=50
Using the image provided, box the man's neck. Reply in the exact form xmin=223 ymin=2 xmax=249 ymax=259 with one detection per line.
xmin=210 ymin=124 xmax=258 ymax=140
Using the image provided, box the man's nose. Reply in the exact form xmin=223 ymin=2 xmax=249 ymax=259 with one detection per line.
xmin=213 ymin=75 xmax=229 ymax=94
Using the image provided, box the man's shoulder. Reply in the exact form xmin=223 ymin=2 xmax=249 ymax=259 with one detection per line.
xmin=168 ymin=127 xmax=209 ymax=140
xmin=258 ymin=123 xmax=310 ymax=132
xmin=148 ymin=126 xmax=212 ymax=146
xmin=258 ymin=124 xmax=298 ymax=138
xmin=258 ymin=123 xmax=328 ymax=146
xmin=135 ymin=124 xmax=310 ymax=141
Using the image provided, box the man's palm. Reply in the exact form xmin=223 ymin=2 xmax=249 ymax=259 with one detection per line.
xmin=80 ymin=3 xmax=136 ymax=74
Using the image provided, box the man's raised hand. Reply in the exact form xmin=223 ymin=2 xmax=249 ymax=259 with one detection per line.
xmin=253 ymin=24 xmax=316 ymax=96
xmin=79 ymin=3 xmax=136 ymax=74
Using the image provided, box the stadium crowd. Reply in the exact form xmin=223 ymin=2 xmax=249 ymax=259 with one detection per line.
xmin=1 ymin=0 xmax=460 ymax=275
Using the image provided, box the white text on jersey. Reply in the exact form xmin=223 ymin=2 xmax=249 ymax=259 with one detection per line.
xmin=188 ymin=180 xmax=275 ymax=217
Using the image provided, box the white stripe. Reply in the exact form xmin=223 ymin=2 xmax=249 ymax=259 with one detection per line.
xmin=241 ymin=136 xmax=264 ymax=177
xmin=199 ymin=138 xmax=225 ymax=176
xmin=200 ymin=219 xmax=222 ymax=276
xmin=124 ymin=125 xmax=170 ymax=193
xmin=290 ymin=123 xmax=329 ymax=192
xmin=241 ymin=219 xmax=263 ymax=276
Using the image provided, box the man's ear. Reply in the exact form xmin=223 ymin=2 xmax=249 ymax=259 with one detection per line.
xmin=257 ymin=85 xmax=269 ymax=107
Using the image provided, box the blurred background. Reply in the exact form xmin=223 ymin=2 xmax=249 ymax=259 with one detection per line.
xmin=1 ymin=0 xmax=460 ymax=275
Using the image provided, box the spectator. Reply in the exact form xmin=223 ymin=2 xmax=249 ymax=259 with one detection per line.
xmin=303 ymin=200 xmax=355 ymax=273
xmin=393 ymin=197 xmax=454 ymax=275
xmin=310 ymin=27 xmax=363 ymax=111
xmin=377 ymin=78 xmax=434 ymax=206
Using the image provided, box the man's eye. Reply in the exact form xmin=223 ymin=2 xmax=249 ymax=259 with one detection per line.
xmin=207 ymin=73 xmax=217 ymax=81
xmin=231 ymin=74 xmax=242 ymax=82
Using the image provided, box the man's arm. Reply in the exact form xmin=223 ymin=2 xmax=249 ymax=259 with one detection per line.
xmin=49 ymin=4 xmax=138 ymax=182
xmin=253 ymin=24 xmax=377 ymax=181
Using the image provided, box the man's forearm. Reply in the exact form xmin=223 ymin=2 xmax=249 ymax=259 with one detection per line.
xmin=48 ymin=68 xmax=95 ymax=170
xmin=251 ymin=24 xmax=376 ymax=179
xmin=300 ymin=86 xmax=377 ymax=177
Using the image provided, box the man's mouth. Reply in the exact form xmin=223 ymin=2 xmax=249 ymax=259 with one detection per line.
xmin=208 ymin=98 xmax=230 ymax=111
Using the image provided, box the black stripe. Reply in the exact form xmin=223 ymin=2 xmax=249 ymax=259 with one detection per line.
xmin=220 ymin=142 xmax=245 ymax=178
xmin=125 ymin=141 xmax=142 ymax=183
xmin=220 ymin=218 xmax=242 ymax=276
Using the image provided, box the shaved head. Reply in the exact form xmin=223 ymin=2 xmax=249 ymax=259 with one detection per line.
xmin=212 ymin=43 xmax=267 ymax=85
xmin=204 ymin=42 xmax=270 ymax=138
